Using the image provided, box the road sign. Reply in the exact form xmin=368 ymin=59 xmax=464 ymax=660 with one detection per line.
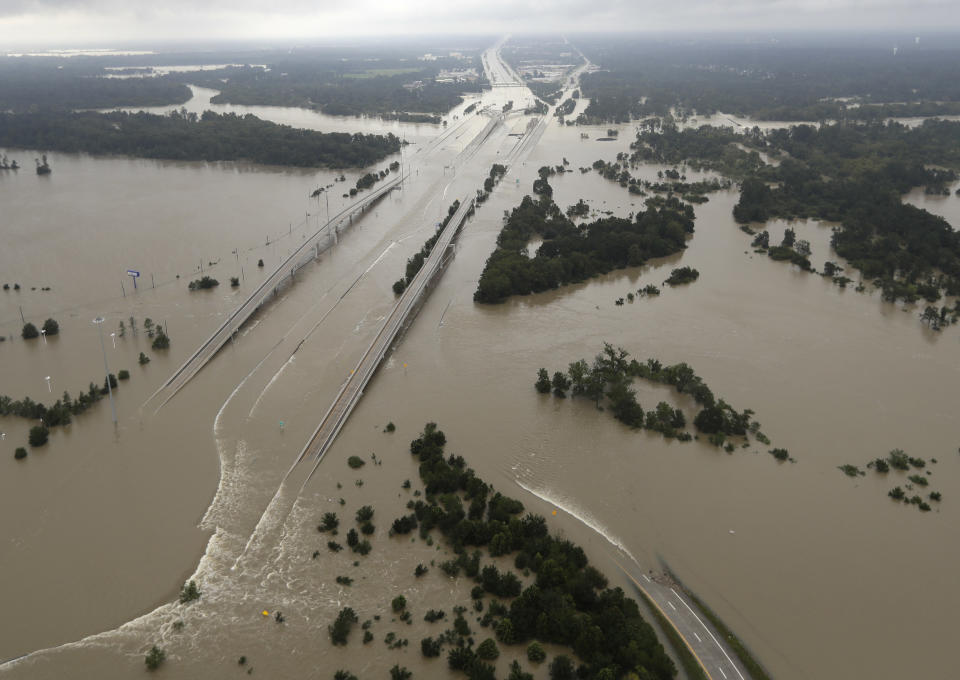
xmin=126 ymin=270 xmax=140 ymax=277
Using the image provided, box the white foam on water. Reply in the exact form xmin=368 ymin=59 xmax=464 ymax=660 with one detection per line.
xmin=514 ymin=478 xmax=639 ymax=564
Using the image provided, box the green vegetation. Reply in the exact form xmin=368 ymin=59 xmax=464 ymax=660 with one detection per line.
xmin=0 ymin=109 xmax=402 ymax=168
xmin=526 ymin=641 xmax=546 ymax=663
xmin=117 ymin=369 xmax=130 ymax=381
xmin=576 ymin=37 xmax=960 ymax=122
xmin=476 ymin=638 xmax=499 ymax=660
xmin=389 ymin=665 xmax=412 ymax=680
xmin=664 ymin=266 xmax=699 ymax=286
xmin=393 ymin=200 xmax=461 ymax=295
xmin=474 ymin=194 xmax=694 ymax=303
xmin=152 ymin=329 xmax=170 ymax=350
xmin=406 ymin=423 xmax=676 ymax=679
xmin=144 ymin=646 xmax=166 ymax=671
xmin=319 ymin=512 xmax=340 ymax=532
xmin=138 ymin=352 xmax=150 ymax=365
xmin=21 ymin=322 xmax=38 ymax=339
xmin=14 ymin=447 xmax=27 ymax=460
xmin=28 ymin=425 xmax=49 ymax=447
xmin=348 ymin=455 xmax=366 ymax=469
xmin=41 ymin=318 xmax=59 ymax=336
xmin=188 ymin=275 xmax=219 ymax=290
xmin=336 ymin=576 xmax=353 ymax=586
xmin=384 ymin=421 xmax=396 ymax=433
xmin=538 ymin=344 xmax=767 ymax=449
xmin=329 ymin=607 xmax=359 ymax=645
xmin=839 ymin=464 xmax=864 ymax=478
xmin=179 ymin=580 xmax=201 ymax=604
xmin=334 ymin=671 xmax=358 ymax=680
xmin=392 ymin=595 xmax=407 ymax=613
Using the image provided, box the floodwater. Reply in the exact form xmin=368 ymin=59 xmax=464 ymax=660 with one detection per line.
xmin=3 ymin=69 xmax=960 ymax=680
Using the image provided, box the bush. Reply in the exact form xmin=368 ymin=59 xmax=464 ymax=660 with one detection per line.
xmin=14 ymin=447 xmax=27 ymax=460
xmin=421 ymin=636 xmax=442 ymax=657
xmin=347 ymin=455 xmax=366 ymax=469
xmin=424 ymin=609 xmax=445 ymax=622
xmin=179 ymin=580 xmax=201 ymax=603
xmin=334 ymin=671 xmax=358 ymax=680
xmin=328 ymin=541 xmax=342 ymax=552
xmin=769 ymin=448 xmax=789 ymax=461
xmin=145 ymin=646 xmax=166 ymax=671
xmin=384 ymin=421 xmax=396 ymax=432
xmin=319 ymin=512 xmax=339 ymax=532
xmin=139 ymin=352 xmax=150 ymax=365
xmin=389 ymin=665 xmax=411 ymax=680
xmin=356 ymin=505 xmax=374 ymax=522
xmin=354 ymin=540 xmax=371 ymax=555
xmin=230 ymin=277 xmax=240 ymax=287
xmin=392 ymin=595 xmax=407 ymax=612
xmin=360 ymin=520 xmax=375 ymax=535
xmin=152 ymin=330 xmax=170 ymax=350
xmin=28 ymin=425 xmax=49 ymax=447
xmin=549 ymin=655 xmax=574 ymax=680
xmin=393 ymin=279 xmax=406 ymax=295
xmin=476 ymin=638 xmax=499 ymax=661
xmin=526 ymin=641 xmax=546 ymax=663
xmin=257 ymin=258 xmax=264 ymax=267
xmin=329 ymin=607 xmax=358 ymax=645
xmin=415 ymin=563 xmax=428 ymax=577
xmin=188 ymin=275 xmax=219 ymax=290
xmin=118 ymin=369 xmax=130 ymax=381
xmin=41 ymin=318 xmax=59 ymax=336
xmin=21 ymin=322 xmax=38 ymax=339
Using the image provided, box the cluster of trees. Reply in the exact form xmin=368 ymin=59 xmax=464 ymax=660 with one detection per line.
xmin=0 ymin=109 xmax=402 ymax=168
xmin=630 ymin=122 xmax=767 ymax=180
xmin=0 ymin=58 xmax=191 ymax=112
xmin=476 ymin=164 xmax=507 ymax=205
xmin=589 ymin=154 xmax=729 ymax=202
xmin=536 ymin=344 xmax=765 ymax=448
xmin=574 ymin=37 xmax=960 ymax=122
xmin=183 ymin=57 xmax=484 ymax=117
xmin=861 ymin=450 xmax=942 ymax=513
xmin=21 ymin=318 xmax=59 ymax=339
xmin=663 ymin=266 xmax=699 ymax=286
xmin=474 ymin=194 xmax=694 ymax=304
xmin=731 ymin=121 xmax=960 ymax=300
xmin=401 ymin=423 xmax=676 ymax=680
xmin=392 ymin=200 xmax=460 ymax=295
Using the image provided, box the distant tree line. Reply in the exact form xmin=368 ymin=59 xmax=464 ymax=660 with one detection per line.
xmin=0 ymin=109 xmax=401 ymax=167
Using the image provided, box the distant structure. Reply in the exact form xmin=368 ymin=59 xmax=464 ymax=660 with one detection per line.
xmin=35 ymin=154 xmax=51 ymax=175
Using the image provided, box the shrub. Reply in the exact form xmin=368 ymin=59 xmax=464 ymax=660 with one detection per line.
xmin=328 ymin=541 xmax=342 ymax=552
xmin=392 ymin=595 xmax=407 ymax=612
xmin=257 ymin=259 xmax=264 ymax=267
xmin=360 ymin=520 xmax=375 ymax=535
xmin=424 ymin=609 xmax=445 ymax=622
xmin=393 ymin=280 xmax=406 ymax=295
xmin=118 ymin=369 xmax=130 ymax=380
xmin=336 ymin=576 xmax=353 ymax=586
xmin=14 ymin=447 xmax=27 ymax=460
xmin=41 ymin=318 xmax=59 ymax=335
xmin=527 ymin=641 xmax=546 ymax=663
xmin=415 ymin=564 xmax=428 ymax=577
xmin=769 ymin=448 xmax=789 ymax=461
xmin=421 ymin=636 xmax=442 ymax=657
xmin=384 ymin=421 xmax=396 ymax=432
xmin=319 ymin=512 xmax=339 ymax=532
xmin=139 ymin=352 xmax=150 ymax=365
xmin=476 ymin=638 xmax=499 ymax=661
xmin=145 ymin=646 xmax=166 ymax=671
xmin=346 ymin=528 xmax=359 ymax=547
xmin=28 ymin=425 xmax=49 ymax=447
xmin=930 ymin=491 xmax=942 ymax=501
xmin=230 ymin=277 xmax=240 ymax=287
xmin=389 ymin=665 xmax=411 ymax=680
xmin=873 ymin=458 xmax=889 ymax=473
xmin=188 ymin=275 xmax=219 ymax=290
xmin=329 ymin=607 xmax=358 ymax=645
xmin=21 ymin=322 xmax=38 ymax=339
xmin=347 ymin=455 xmax=366 ymax=469
xmin=354 ymin=540 xmax=371 ymax=555
xmin=549 ymin=655 xmax=574 ymax=680
xmin=334 ymin=671 xmax=358 ymax=680
xmin=908 ymin=474 xmax=929 ymax=487
xmin=152 ymin=330 xmax=170 ymax=350
xmin=179 ymin=580 xmax=201 ymax=603
xmin=356 ymin=505 xmax=374 ymax=522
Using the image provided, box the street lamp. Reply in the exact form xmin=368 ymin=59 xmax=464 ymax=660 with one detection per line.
xmin=92 ymin=317 xmax=117 ymax=425
xmin=40 ymin=328 xmax=46 ymax=344
xmin=110 ymin=332 xmax=116 ymax=348
xmin=45 ymin=376 xmax=51 ymax=392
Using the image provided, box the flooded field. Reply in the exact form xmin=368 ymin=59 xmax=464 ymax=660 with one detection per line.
xmin=3 ymin=75 xmax=960 ymax=680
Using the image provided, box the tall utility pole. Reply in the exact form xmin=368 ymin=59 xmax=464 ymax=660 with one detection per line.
xmin=93 ymin=317 xmax=117 ymax=425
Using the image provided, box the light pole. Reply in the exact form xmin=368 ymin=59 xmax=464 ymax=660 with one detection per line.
xmin=110 ymin=332 xmax=116 ymax=348
xmin=40 ymin=328 xmax=46 ymax=344
xmin=45 ymin=376 xmax=51 ymax=392
xmin=93 ymin=317 xmax=117 ymax=425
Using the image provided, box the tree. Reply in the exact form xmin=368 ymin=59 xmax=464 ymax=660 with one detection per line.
xmin=549 ymin=655 xmax=575 ymax=680
xmin=693 ymin=406 xmax=725 ymax=433
xmin=535 ymin=368 xmax=552 ymax=394
xmin=390 ymin=666 xmax=412 ymax=680
xmin=329 ymin=607 xmax=358 ymax=645
xmin=21 ymin=322 xmax=38 ymax=339
xmin=179 ymin=580 xmax=201 ymax=603
xmin=41 ymin=318 xmax=59 ymax=336
xmin=152 ymin=329 xmax=170 ymax=350
xmin=551 ymin=371 xmax=571 ymax=398
xmin=392 ymin=595 xmax=407 ymax=612
xmin=139 ymin=352 xmax=150 ymax=365
xmin=29 ymin=425 xmax=49 ymax=447
xmin=14 ymin=447 xmax=27 ymax=460
xmin=145 ymin=646 xmax=166 ymax=671
xmin=476 ymin=638 xmax=499 ymax=660
xmin=527 ymin=641 xmax=546 ymax=663
xmin=118 ymin=369 xmax=130 ymax=380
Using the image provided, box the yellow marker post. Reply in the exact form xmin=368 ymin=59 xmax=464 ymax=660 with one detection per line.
xmin=262 ymin=610 xmax=270 ymax=617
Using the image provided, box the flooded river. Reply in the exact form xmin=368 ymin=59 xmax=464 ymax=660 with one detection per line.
xmin=2 ymin=74 xmax=960 ymax=680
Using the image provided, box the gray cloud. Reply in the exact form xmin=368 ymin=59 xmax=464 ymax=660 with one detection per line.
xmin=0 ymin=0 xmax=958 ymax=46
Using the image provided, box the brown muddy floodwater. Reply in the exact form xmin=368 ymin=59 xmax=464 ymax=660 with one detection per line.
xmin=3 ymin=96 xmax=960 ymax=680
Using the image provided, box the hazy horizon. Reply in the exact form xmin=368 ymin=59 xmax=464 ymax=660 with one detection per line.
xmin=2 ymin=0 xmax=959 ymax=49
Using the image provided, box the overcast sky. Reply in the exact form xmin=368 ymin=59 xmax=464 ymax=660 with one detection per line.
xmin=1 ymin=0 xmax=958 ymax=47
